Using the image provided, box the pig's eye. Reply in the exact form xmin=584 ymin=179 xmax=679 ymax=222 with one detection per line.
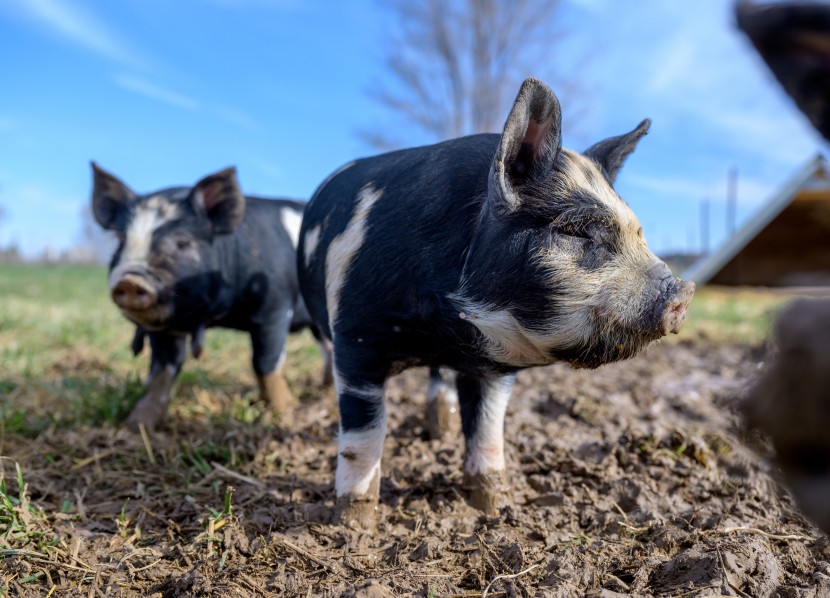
xmin=176 ymin=239 xmax=192 ymax=250
xmin=562 ymin=229 xmax=593 ymax=244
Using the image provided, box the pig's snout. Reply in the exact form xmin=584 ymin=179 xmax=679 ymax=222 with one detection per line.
xmin=660 ymin=279 xmax=695 ymax=335
xmin=112 ymin=274 xmax=157 ymax=312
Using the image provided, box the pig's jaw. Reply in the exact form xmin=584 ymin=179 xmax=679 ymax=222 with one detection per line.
xmin=121 ymin=304 xmax=174 ymax=331
xmin=449 ymin=292 xmax=661 ymax=369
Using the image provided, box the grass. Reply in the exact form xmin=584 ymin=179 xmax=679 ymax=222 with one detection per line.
xmin=0 ymin=463 xmax=57 ymax=551
xmin=680 ymin=285 xmax=793 ymax=343
xmin=0 ymin=264 xmax=322 ymax=437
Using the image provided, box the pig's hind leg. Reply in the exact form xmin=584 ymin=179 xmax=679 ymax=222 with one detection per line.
xmin=251 ymin=314 xmax=295 ymax=417
xmin=426 ymin=367 xmax=460 ymax=440
xmin=310 ymin=325 xmax=334 ymax=388
xmin=125 ymin=332 xmax=186 ymax=431
xmin=458 ymin=372 xmax=515 ymax=514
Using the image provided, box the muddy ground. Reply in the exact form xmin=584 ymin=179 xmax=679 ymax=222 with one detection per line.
xmin=2 ymin=337 xmax=829 ymax=597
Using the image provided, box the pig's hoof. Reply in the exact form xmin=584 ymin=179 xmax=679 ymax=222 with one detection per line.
xmin=426 ymin=392 xmax=460 ymax=440
xmin=124 ymin=395 xmax=168 ymax=432
xmin=464 ymin=471 xmax=509 ymax=514
xmin=334 ymin=495 xmax=378 ymax=531
xmin=321 ymin=367 xmax=334 ymax=389
xmin=257 ymin=372 xmax=295 ymax=416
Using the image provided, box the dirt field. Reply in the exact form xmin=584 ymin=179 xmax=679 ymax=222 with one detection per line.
xmin=2 ymin=268 xmax=829 ymax=596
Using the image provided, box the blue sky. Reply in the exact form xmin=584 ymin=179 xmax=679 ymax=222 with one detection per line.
xmin=0 ymin=0 xmax=825 ymax=258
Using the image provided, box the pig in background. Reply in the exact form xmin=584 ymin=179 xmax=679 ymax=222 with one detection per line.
xmin=299 ymin=77 xmax=695 ymax=530
xmin=737 ymin=0 xmax=830 ymax=535
xmin=91 ymin=164 xmax=332 ymax=431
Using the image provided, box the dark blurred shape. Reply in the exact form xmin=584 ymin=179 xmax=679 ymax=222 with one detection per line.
xmin=736 ymin=1 xmax=830 ymax=535
xmin=736 ymin=1 xmax=830 ymax=140
xmin=745 ymin=299 xmax=830 ymax=533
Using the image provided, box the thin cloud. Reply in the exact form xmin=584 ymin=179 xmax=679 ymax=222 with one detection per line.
xmin=597 ymin=1 xmax=822 ymax=176
xmin=566 ymin=0 xmax=605 ymax=14
xmin=245 ymin=156 xmax=283 ymax=181
xmin=625 ymin=171 xmax=787 ymax=210
xmin=114 ymin=75 xmax=201 ymax=111
xmin=624 ymin=173 xmax=721 ymax=204
xmin=14 ymin=184 xmax=80 ymax=216
xmin=2 ymin=0 xmax=145 ymax=68
xmin=214 ymin=106 xmax=261 ymax=134
xmin=198 ymin=0 xmax=309 ymax=10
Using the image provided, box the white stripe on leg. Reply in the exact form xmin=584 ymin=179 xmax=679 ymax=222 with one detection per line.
xmin=333 ymin=370 xmax=386 ymax=498
xmin=335 ymin=419 xmax=386 ymax=497
xmin=463 ymin=376 xmax=513 ymax=477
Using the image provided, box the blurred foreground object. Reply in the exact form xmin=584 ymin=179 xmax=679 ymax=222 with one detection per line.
xmin=736 ymin=1 xmax=830 ymax=140
xmin=745 ymin=300 xmax=830 ymax=533
xmin=737 ymin=1 xmax=830 ymax=535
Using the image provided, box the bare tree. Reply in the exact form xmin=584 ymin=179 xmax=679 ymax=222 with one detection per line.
xmin=363 ymin=0 xmax=581 ymax=149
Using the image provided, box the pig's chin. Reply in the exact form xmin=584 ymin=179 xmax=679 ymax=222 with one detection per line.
xmin=557 ymin=326 xmax=656 ymax=370
xmin=119 ymin=304 xmax=174 ymax=331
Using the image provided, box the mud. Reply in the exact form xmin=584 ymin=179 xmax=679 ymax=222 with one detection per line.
xmin=2 ymin=338 xmax=830 ymax=596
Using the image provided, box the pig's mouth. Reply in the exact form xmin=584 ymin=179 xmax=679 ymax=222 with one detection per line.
xmin=649 ymin=278 xmax=695 ymax=337
xmin=562 ymin=278 xmax=695 ymax=369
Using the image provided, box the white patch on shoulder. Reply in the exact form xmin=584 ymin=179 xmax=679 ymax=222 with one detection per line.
xmin=463 ymin=375 xmax=513 ymax=477
xmin=303 ymin=224 xmax=321 ymax=268
xmin=449 ymin=294 xmax=560 ymax=367
xmin=280 ymin=206 xmax=303 ymax=247
xmin=325 ymin=183 xmax=383 ymax=330
xmin=109 ymin=195 xmax=180 ymax=289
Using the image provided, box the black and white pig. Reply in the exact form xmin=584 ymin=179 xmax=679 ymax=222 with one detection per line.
xmin=91 ymin=164 xmax=332 ymax=430
xmin=298 ymin=78 xmax=695 ymax=529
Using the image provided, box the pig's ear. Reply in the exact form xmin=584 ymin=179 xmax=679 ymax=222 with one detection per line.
xmin=492 ymin=78 xmax=562 ymax=211
xmin=584 ymin=119 xmax=650 ymax=185
xmin=190 ymin=167 xmax=245 ymax=234
xmin=91 ymin=162 xmax=135 ymax=231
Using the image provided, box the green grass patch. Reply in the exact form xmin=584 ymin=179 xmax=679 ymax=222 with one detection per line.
xmin=0 ymin=463 xmax=60 ymax=556
xmin=681 ymin=285 xmax=793 ymax=343
xmin=0 ymin=264 xmax=322 ymax=434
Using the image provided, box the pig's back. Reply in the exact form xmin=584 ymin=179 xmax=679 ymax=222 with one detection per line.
xmin=298 ymin=134 xmax=497 ymax=343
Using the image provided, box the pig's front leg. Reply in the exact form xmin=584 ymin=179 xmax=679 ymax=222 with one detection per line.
xmin=126 ymin=332 xmax=186 ymax=431
xmin=458 ymin=372 xmax=515 ymax=514
xmin=130 ymin=326 xmax=146 ymax=356
xmin=426 ymin=367 xmax=460 ymax=440
xmin=251 ymin=313 xmax=295 ymax=417
xmin=333 ymin=355 xmax=388 ymax=531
